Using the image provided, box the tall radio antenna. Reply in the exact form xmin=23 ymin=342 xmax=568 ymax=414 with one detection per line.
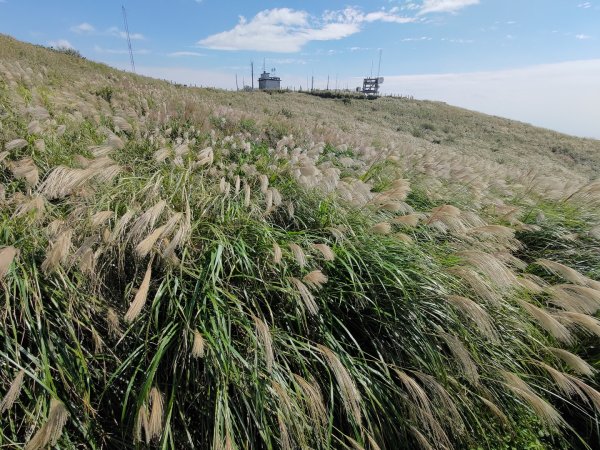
xmin=122 ymin=5 xmax=136 ymax=73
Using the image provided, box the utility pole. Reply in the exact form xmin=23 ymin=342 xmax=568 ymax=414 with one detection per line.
xmin=326 ymin=75 xmax=329 ymax=91
xmin=235 ymin=74 xmax=239 ymax=91
xmin=122 ymin=6 xmax=136 ymax=73
xmin=311 ymin=76 xmax=314 ymax=92
xmin=251 ymin=62 xmax=254 ymax=90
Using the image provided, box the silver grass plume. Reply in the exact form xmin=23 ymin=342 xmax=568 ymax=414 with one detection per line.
xmin=192 ymin=329 xmax=205 ymax=358
xmin=312 ymin=243 xmax=335 ymax=261
xmin=516 ymin=300 xmax=573 ymax=344
xmin=501 ymin=371 xmax=564 ymax=428
xmin=0 ymin=246 xmax=18 ymax=279
xmin=548 ymin=347 xmax=594 ymax=376
xmin=41 ymin=229 xmax=73 ymax=273
xmin=303 ymin=270 xmax=328 ymax=290
xmin=24 ymin=398 xmax=69 ymax=450
xmin=289 ymin=277 xmax=319 ymax=315
xmin=0 ymin=369 xmax=25 ymax=413
xmin=124 ymin=262 xmax=152 ymax=322
xmin=317 ymin=344 xmax=361 ymax=426
xmin=288 ymin=243 xmax=306 ymax=268
xmin=273 ymin=243 xmax=282 ymax=265
xmin=446 ymin=295 xmax=497 ymax=340
xmin=253 ymin=316 xmax=274 ymax=373
xmin=148 ymin=387 xmax=164 ymax=440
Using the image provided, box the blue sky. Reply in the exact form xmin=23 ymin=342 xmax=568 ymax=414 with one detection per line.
xmin=1 ymin=1 xmax=599 ymax=138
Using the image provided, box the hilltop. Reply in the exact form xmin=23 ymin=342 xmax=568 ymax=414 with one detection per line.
xmin=1 ymin=34 xmax=600 ymax=449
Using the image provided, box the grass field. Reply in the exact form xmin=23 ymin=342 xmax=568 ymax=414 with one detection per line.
xmin=1 ymin=34 xmax=600 ymax=449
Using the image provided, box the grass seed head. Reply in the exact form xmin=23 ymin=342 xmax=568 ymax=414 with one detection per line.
xmin=0 ymin=369 xmax=25 ymax=413
xmin=124 ymin=262 xmax=152 ymax=322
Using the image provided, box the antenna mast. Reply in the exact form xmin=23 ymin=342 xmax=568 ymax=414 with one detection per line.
xmin=122 ymin=5 xmax=136 ymax=73
xmin=377 ymin=49 xmax=383 ymax=78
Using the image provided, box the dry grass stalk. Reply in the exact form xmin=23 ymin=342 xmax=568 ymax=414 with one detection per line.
xmin=192 ymin=329 xmax=205 ymax=358
xmin=234 ymin=175 xmax=241 ymax=195
xmin=446 ymin=295 xmax=497 ymax=340
xmin=42 ymin=229 xmax=72 ymax=273
xmin=0 ymin=246 xmax=18 ymax=279
xmin=289 ymin=277 xmax=318 ymax=315
xmin=124 ymin=262 xmax=152 ymax=322
xmin=516 ymin=300 xmax=573 ymax=344
xmin=24 ymin=398 xmax=69 ymax=450
xmin=303 ymin=270 xmax=328 ymax=290
xmin=288 ymin=243 xmax=306 ymax=268
xmin=273 ymin=243 xmax=282 ymax=265
xmin=253 ymin=316 xmax=274 ymax=372
xmin=196 ymin=147 xmax=214 ymax=167
xmin=287 ymin=201 xmax=295 ymax=219
xmin=312 ymin=243 xmax=335 ymax=261
xmin=0 ymin=369 xmax=25 ymax=413
xmin=107 ymin=308 xmax=122 ymax=338
xmin=318 ymin=344 xmax=361 ymax=426
xmin=372 ymin=222 xmax=392 ymax=235
xmin=548 ymin=348 xmax=594 ymax=376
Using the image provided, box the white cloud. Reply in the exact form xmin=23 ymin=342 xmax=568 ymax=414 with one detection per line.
xmin=107 ymin=26 xmax=145 ymax=40
xmin=48 ymin=39 xmax=74 ymax=49
xmin=94 ymin=45 xmax=150 ymax=55
xmin=380 ymin=59 xmax=600 ymax=139
xmin=168 ymin=51 xmax=205 ymax=57
xmin=198 ymin=7 xmax=413 ymax=52
xmin=578 ymin=2 xmax=592 ymax=8
xmin=71 ymin=22 xmax=95 ymax=34
xmin=575 ymin=34 xmax=592 ymax=40
xmin=419 ymin=0 xmax=480 ymax=15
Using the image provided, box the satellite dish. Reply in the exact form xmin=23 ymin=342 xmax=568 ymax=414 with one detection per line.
xmin=377 ymin=77 xmax=384 ymax=84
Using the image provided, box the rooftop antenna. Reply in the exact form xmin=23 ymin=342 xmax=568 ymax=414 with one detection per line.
xmin=377 ymin=49 xmax=383 ymax=78
xmin=122 ymin=5 xmax=136 ymax=73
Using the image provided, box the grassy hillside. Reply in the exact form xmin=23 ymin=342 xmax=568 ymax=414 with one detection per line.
xmin=1 ymin=34 xmax=600 ymax=449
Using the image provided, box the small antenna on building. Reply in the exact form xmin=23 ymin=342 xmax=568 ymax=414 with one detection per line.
xmin=122 ymin=5 xmax=136 ymax=73
xmin=377 ymin=49 xmax=383 ymax=78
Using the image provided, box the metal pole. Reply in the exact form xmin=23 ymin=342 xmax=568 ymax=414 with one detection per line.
xmin=122 ymin=6 xmax=136 ymax=73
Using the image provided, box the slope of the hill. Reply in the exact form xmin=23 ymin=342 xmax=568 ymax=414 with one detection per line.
xmin=1 ymin=34 xmax=600 ymax=450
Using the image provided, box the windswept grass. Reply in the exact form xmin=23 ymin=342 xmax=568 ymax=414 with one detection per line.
xmin=1 ymin=34 xmax=600 ymax=449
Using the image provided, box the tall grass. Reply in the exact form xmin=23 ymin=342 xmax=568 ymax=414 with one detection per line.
xmin=1 ymin=35 xmax=600 ymax=449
